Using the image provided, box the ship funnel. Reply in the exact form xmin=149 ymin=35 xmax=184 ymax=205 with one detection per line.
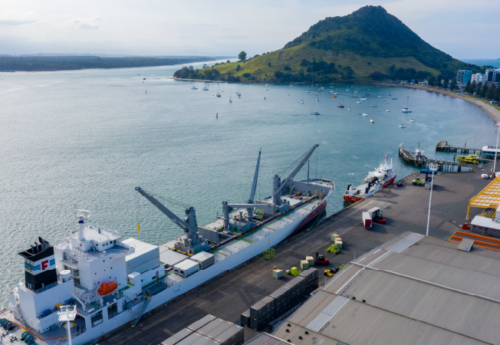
xmin=79 ymin=219 xmax=84 ymax=241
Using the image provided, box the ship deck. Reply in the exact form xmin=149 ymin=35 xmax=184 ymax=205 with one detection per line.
xmin=98 ymin=168 xmax=491 ymax=345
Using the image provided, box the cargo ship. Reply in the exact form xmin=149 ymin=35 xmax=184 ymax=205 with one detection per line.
xmin=343 ymin=157 xmax=396 ymax=203
xmin=0 ymin=145 xmax=334 ymax=345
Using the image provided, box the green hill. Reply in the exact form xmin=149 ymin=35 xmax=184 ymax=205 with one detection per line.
xmin=175 ymin=6 xmax=480 ymax=83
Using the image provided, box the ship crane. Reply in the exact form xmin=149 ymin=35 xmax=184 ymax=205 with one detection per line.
xmin=272 ymin=144 xmax=319 ymax=206
xmin=135 ymin=187 xmax=203 ymax=253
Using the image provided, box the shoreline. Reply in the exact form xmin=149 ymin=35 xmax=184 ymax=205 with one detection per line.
xmin=376 ymin=83 xmax=500 ymax=122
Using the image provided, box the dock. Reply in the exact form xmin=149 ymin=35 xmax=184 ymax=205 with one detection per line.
xmin=436 ymin=140 xmax=482 ymax=153
xmin=399 ymin=144 xmax=480 ymax=171
xmin=99 ymin=168 xmax=491 ymax=345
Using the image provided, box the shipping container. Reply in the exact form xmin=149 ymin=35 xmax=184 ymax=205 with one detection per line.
xmin=161 ymin=328 xmax=193 ymax=345
xmin=300 ymin=260 xmax=309 ymax=270
xmin=269 ymin=285 xmax=291 ymax=317
xmin=197 ymin=319 xmax=226 ymax=337
xmin=123 ymin=238 xmax=160 ymax=272
xmin=285 ymin=276 xmax=305 ymax=305
xmin=250 ymin=296 xmax=276 ymax=332
xmin=187 ymin=314 xmax=216 ymax=332
xmin=240 ymin=309 xmax=250 ymax=327
xmin=363 ymin=211 xmax=372 ymax=229
xmin=305 ymin=256 xmax=314 ymax=266
xmin=215 ymin=324 xmax=244 ymax=345
xmin=191 ymin=252 xmax=215 ymax=270
xmin=128 ymin=257 xmax=161 ymax=274
xmin=176 ymin=332 xmax=204 ymax=345
xmin=272 ymin=269 xmax=283 ymax=279
xmin=160 ymin=250 xmax=188 ymax=268
xmin=299 ymin=268 xmax=318 ymax=294
xmin=207 ymin=321 xmax=235 ymax=340
xmin=174 ymin=259 xmax=200 ymax=277
xmin=192 ymin=335 xmax=219 ymax=345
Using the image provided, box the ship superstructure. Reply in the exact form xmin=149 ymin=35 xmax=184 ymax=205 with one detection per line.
xmin=0 ymin=145 xmax=334 ymax=345
xmin=344 ymin=157 xmax=396 ymax=203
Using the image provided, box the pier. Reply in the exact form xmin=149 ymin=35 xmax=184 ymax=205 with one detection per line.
xmin=436 ymin=140 xmax=482 ymax=153
xmin=99 ymin=168 xmax=491 ymax=345
xmin=399 ymin=144 xmax=479 ymax=172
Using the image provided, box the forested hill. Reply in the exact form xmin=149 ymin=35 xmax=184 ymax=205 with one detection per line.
xmin=176 ymin=6 xmax=480 ymax=84
xmin=0 ymin=55 xmax=222 ymax=72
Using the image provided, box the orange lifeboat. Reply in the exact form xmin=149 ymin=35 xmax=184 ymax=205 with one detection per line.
xmin=97 ymin=282 xmax=118 ymax=296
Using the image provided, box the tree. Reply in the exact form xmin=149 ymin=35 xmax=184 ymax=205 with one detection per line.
xmin=369 ymin=71 xmax=385 ymax=81
xmin=470 ymin=80 xmax=477 ymax=94
xmin=474 ymin=82 xmax=482 ymax=96
xmin=480 ymin=83 xmax=489 ymax=98
xmin=486 ymin=84 xmax=496 ymax=100
xmin=226 ymin=60 xmax=230 ymax=63
xmin=494 ymin=84 xmax=500 ymax=102
xmin=236 ymin=64 xmax=241 ymax=71
xmin=450 ymin=78 xmax=457 ymax=91
xmin=427 ymin=75 xmax=436 ymax=86
xmin=464 ymin=80 xmax=471 ymax=93
xmin=238 ymin=51 xmax=247 ymax=61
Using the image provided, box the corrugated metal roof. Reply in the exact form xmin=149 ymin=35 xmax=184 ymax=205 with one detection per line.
xmin=305 ymin=296 xmax=349 ymax=332
xmin=337 ymin=269 xmax=500 ymax=344
xmin=244 ymin=333 xmax=290 ymax=345
xmin=272 ymin=232 xmax=500 ymax=345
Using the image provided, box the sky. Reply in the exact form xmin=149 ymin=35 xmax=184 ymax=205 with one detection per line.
xmin=0 ymin=0 xmax=499 ymax=59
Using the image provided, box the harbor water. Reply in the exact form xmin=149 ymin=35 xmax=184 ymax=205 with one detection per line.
xmin=0 ymin=62 xmax=497 ymax=306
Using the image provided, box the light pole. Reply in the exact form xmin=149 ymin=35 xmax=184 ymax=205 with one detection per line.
xmin=58 ymin=305 xmax=76 ymax=345
xmin=426 ymin=163 xmax=438 ymax=237
xmin=493 ymin=122 xmax=500 ymax=176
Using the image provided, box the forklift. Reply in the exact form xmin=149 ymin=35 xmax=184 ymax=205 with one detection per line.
xmin=315 ymin=251 xmax=329 ymax=265
xmin=324 ymin=267 xmax=339 ymax=277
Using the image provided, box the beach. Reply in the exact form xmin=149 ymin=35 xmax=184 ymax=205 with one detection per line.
xmin=378 ymin=83 xmax=500 ymax=122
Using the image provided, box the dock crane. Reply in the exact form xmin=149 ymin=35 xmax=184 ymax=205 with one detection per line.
xmin=135 ymin=187 xmax=206 ymax=254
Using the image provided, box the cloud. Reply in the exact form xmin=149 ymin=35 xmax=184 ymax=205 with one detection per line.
xmin=67 ymin=16 xmax=102 ymax=30
xmin=0 ymin=12 xmax=37 ymax=26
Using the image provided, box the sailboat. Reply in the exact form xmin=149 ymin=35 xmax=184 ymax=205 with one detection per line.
xmin=229 ymin=93 xmax=232 ymax=103
xmin=348 ymin=103 xmax=351 ymax=111
xmin=236 ymin=91 xmax=241 ymax=97
xmin=401 ymin=96 xmax=412 ymax=113
xmin=311 ymin=96 xmax=320 ymax=115
xmin=216 ymin=83 xmax=221 ymax=97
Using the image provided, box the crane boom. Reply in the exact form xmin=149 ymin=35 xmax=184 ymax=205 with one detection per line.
xmin=273 ymin=144 xmax=319 ymax=199
xmin=135 ymin=187 xmax=199 ymax=236
xmin=248 ymin=149 xmax=261 ymax=204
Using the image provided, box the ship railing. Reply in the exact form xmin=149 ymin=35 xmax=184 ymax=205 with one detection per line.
xmin=76 ymin=246 xmax=132 ymax=262
xmin=32 ymin=281 xmax=59 ymax=295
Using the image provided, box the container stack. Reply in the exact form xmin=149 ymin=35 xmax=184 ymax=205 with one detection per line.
xmin=162 ymin=315 xmax=244 ymax=345
xmin=269 ymin=286 xmax=291 ymax=316
xmin=240 ymin=309 xmax=250 ymax=327
xmin=305 ymin=256 xmax=315 ymax=266
xmin=299 ymin=268 xmax=319 ymax=295
xmin=285 ymin=276 xmax=305 ymax=305
xmin=249 ymin=296 xmax=276 ymax=331
xmin=300 ymin=260 xmax=309 ymax=270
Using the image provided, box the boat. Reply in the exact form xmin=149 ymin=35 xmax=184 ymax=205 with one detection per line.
xmin=360 ymin=97 xmax=367 ymax=101
xmin=216 ymin=83 xmax=221 ymax=97
xmin=265 ymin=88 xmax=269 ymax=91
xmin=401 ymin=96 xmax=412 ymax=113
xmin=362 ymin=113 xmax=368 ymax=117
xmin=306 ymin=91 xmax=309 ymax=93
xmin=330 ymin=95 xmax=337 ymax=98
xmin=400 ymin=124 xmax=406 ymax=128
xmin=370 ymin=104 xmax=377 ymax=107
xmin=229 ymin=93 xmax=232 ymax=103
xmin=191 ymin=86 xmax=198 ymax=90
xmin=386 ymin=109 xmax=390 ymax=112
xmin=236 ymin=92 xmax=241 ymax=97
xmin=393 ymin=97 xmax=398 ymax=100
xmin=458 ymin=154 xmax=480 ymax=164
xmin=370 ymin=119 xmax=374 ymax=123
xmin=481 ymin=145 xmax=500 ymax=158
xmin=337 ymin=104 xmax=344 ymax=108
xmin=310 ymin=111 xmax=320 ymax=115
xmin=344 ymin=157 xmax=396 ymax=203
xmin=202 ymin=86 xmax=209 ymax=91
xmin=299 ymin=100 xmax=304 ymax=104
xmin=348 ymin=107 xmax=351 ymax=111
xmin=0 ymin=147 xmax=334 ymax=345
xmin=410 ymin=119 xmax=415 ymax=123
xmin=356 ymin=101 xmax=361 ymax=104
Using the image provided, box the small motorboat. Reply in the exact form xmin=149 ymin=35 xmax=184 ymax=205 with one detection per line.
xmin=362 ymin=113 xmax=368 ymax=117
xmin=370 ymin=104 xmax=377 ymax=107
xmin=306 ymin=91 xmax=309 ymax=93
xmin=311 ymin=111 xmax=320 ymax=115
xmin=337 ymin=104 xmax=344 ymax=108
xmin=299 ymin=100 xmax=304 ymax=104
xmin=458 ymin=154 xmax=480 ymax=164
xmin=348 ymin=107 xmax=351 ymax=111
xmin=399 ymin=124 xmax=406 ymax=128
xmin=191 ymin=86 xmax=198 ymax=90
xmin=410 ymin=119 xmax=415 ymax=123
xmin=360 ymin=97 xmax=367 ymax=101
xmin=370 ymin=119 xmax=374 ymax=123
xmin=356 ymin=101 xmax=361 ymax=104
xmin=386 ymin=109 xmax=390 ymax=112
xmin=202 ymin=86 xmax=209 ymax=91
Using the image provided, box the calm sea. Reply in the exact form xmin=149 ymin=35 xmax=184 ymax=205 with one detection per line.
xmin=0 ymin=62 xmax=496 ymax=306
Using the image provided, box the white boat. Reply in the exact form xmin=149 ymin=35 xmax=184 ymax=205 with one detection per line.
xmin=0 ymin=147 xmax=334 ymax=345
xmin=386 ymin=109 xmax=390 ymax=112
xmin=344 ymin=157 xmax=396 ymax=203
xmin=356 ymin=101 xmax=361 ymax=104
xmin=229 ymin=93 xmax=232 ymax=103
xmin=306 ymin=91 xmax=309 ymax=93
xmin=401 ymin=96 xmax=412 ymax=113
xmin=202 ymin=86 xmax=209 ymax=91
xmin=400 ymin=124 xmax=406 ymax=128
xmin=370 ymin=119 xmax=374 ymax=123
xmin=311 ymin=111 xmax=320 ymax=115
xmin=362 ymin=113 xmax=368 ymax=117
xmin=410 ymin=119 xmax=415 ymax=123
xmin=299 ymin=100 xmax=304 ymax=104
xmin=360 ymin=97 xmax=367 ymax=101
xmin=348 ymin=107 xmax=351 ymax=111
xmin=191 ymin=86 xmax=198 ymax=90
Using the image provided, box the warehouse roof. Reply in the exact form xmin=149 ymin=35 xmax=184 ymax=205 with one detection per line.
xmin=273 ymin=232 xmax=500 ymax=345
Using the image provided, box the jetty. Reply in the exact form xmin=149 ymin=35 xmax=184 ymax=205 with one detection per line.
xmin=399 ymin=144 xmax=479 ymax=172
xmin=436 ymin=141 xmax=482 ymax=153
